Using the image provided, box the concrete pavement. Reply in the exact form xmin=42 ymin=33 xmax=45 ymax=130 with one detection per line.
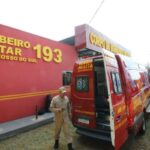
xmin=0 ymin=112 xmax=54 ymax=140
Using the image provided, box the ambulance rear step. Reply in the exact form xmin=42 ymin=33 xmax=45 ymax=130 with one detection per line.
xmin=96 ymin=120 xmax=111 ymax=131
xmin=96 ymin=108 xmax=110 ymax=131
xmin=76 ymin=127 xmax=111 ymax=142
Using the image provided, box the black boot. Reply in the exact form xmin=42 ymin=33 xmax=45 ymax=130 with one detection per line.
xmin=54 ymin=140 xmax=59 ymax=149
xmin=67 ymin=143 xmax=74 ymax=150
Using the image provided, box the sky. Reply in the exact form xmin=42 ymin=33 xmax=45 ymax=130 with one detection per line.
xmin=0 ymin=0 xmax=150 ymax=65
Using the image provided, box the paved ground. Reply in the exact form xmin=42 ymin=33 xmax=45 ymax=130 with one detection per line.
xmin=0 ymin=113 xmax=53 ymax=140
xmin=0 ymin=114 xmax=150 ymax=150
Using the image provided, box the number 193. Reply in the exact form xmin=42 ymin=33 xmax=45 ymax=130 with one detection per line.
xmin=33 ymin=44 xmax=62 ymax=63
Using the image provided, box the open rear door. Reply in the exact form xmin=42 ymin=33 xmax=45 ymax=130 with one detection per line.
xmin=92 ymin=57 xmax=128 ymax=146
xmin=109 ymin=71 xmax=128 ymax=150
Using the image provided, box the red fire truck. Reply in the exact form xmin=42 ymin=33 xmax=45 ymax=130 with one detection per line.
xmin=71 ymin=24 xmax=150 ymax=150
xmin=0 ymin=24 xmax=77 ymax=123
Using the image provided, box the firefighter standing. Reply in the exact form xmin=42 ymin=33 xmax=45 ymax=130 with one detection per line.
xmin=50 ymin=86 xmax=74 ymax=150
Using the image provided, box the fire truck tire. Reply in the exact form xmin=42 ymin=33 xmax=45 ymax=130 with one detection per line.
xmin=139 ymin=116 xmax=146 ymax=135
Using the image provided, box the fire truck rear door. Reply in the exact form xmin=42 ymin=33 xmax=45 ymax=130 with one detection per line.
xmin=110 ymin=71 xmax=128 ymax=150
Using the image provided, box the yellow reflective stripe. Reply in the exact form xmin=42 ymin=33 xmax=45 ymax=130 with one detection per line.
xmin=115 ymin=118 xmax=127 ymax=130
xmin=74 ymin=109 xmax=95 ymax=115
xmin=0 ymin=87 xmax=71 ymax=101
xmin=0 ymin=90 xmax=59 ymax=101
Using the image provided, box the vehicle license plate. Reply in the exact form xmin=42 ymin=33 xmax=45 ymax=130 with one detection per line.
xmin=78 ymin=118 xmax=89 ymax=124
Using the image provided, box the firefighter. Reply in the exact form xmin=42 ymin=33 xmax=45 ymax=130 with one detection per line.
xmin=50 ymin=86 xmax=74 ymax=150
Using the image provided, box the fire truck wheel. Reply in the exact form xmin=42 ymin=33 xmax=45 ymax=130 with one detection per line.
xmin=139 ymin=116 xmax=146 ymax=135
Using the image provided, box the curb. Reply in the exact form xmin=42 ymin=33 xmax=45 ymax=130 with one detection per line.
xmin=0 ymin=113 xmax=54 ymax=140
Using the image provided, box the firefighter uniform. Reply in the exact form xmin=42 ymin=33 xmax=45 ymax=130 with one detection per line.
xmin=50 ymin=87 xmax=74 ymax=150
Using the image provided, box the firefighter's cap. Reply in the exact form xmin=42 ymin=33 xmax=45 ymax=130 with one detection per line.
xmin=59 ymin=86 xmax=66 ymax=94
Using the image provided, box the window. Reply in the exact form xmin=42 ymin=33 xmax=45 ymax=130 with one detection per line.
xmin=111 ymin=73 xmax=118 ymax=93
xmin=115 ymin=73 xmax=122 ymax=93
xmin=120 ymin=55 xmax=141 ymax=92
xmin=76 ymin=76 xmax=89 ymax=92
xmin=111 ymin=72 xmax=122 ymax=94
xmin=128 ymin=69 xmax=140 ymax=89
xmin=62 ymin=71 xmax=72 ymax=86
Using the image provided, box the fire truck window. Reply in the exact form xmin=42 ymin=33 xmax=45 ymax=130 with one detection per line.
xmin=116 ymin=73 xmax=122 ymax=93
xmin=120 ymin=55 xmax=141 ymax=91
xmin=111 ymin=72 xmax=122 ymax=94
xmin=63 ymin=71 xmax=72 ymax=86
xmin=76 ymin=76 xmax=89 ymax=92
xmin=111 ymin=73 xmax=118 ymax=93
xmin=128 ymin=70 xmax=141 ymax=91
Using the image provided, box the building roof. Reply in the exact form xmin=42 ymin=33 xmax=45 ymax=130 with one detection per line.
xmin=60 ymin=36 xmax=75 ymax=46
